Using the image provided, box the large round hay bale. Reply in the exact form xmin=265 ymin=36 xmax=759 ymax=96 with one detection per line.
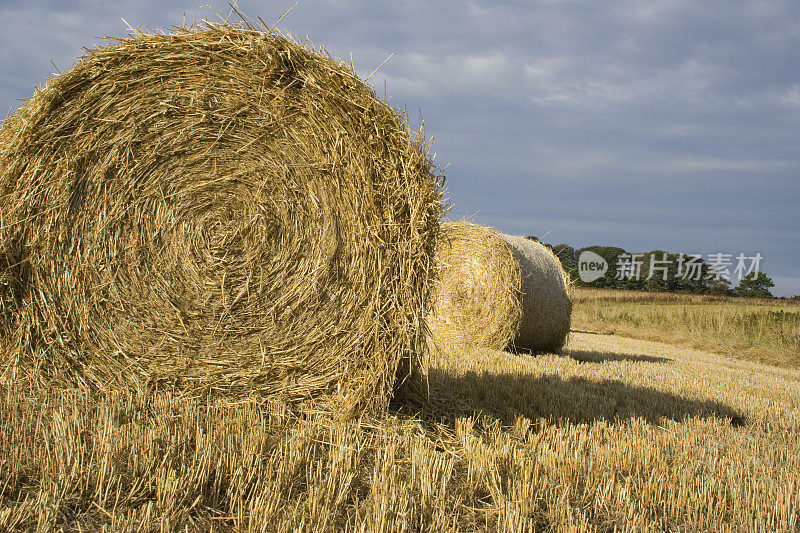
xmin=502 ymin=234 xmax=572 ymax=353
xmin=427 ymin=222 xmax=522 ymax=350
xmin=0 ymin=22 xmax=443 ymax=415
xmin=427 ymin=222 xmax=571 ymax=353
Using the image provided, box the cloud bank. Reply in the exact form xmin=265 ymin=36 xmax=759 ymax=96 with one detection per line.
xmin=1 ymin=0 xmax=798 ymax=295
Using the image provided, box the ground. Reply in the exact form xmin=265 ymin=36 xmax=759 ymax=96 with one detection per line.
xmin=3 ymin=324 xmax=798 ymax=531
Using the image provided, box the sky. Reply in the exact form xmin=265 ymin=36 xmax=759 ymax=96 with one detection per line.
xmin=1 ymin=1 xmax=798 ymax=296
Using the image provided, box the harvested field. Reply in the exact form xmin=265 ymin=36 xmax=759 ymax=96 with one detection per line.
xmin=572 ymin=287 xmax=800 ymax=368
xmin=2 ymin=331 xmax=798 ymax=530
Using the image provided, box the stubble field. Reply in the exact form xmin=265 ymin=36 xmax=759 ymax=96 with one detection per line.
xmin=1 ymin=290 xmax=798 ymax=531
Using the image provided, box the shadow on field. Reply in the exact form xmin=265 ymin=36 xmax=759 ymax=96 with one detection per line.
xmin=562 ymin=349 xmax=671 ymax=364
xmin=420 ymin=369 xmax=745 ymax=428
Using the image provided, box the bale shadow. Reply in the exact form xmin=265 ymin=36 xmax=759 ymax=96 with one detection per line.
xmin=508 ymin=346 xmax=669 ymax=364
xmin=563 ymin=348 xmax=671 ymax=364
xmin=569 ymin=329 xmax=602 ymax=335
xmin=416 ymin=368 xmax=745 ymax=428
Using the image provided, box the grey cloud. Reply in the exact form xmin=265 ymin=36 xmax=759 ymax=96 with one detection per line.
xmin=0 ymin=0 xmax=797 ymax=295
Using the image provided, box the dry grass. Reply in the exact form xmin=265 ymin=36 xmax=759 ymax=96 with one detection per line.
xmin=572 ymin=288 xmax=800 ymax=369
xmin=3 ymin=331 xmax=798 ymax=531
xmin=0 ymin=20 xmax=443 ymax=414
xmin=573 ymin=287 xmax=795 ymax=305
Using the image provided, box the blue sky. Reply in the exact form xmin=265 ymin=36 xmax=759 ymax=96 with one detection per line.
xmin=2 ymin=1 xmax=798 ymax=295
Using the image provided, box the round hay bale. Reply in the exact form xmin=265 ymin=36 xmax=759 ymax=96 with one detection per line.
xmin=427 ymin=222 xmax=522 ymax=350
xmin=0 ymin=22 xmax=443 ymax=415
xmin=427 ymin=222 xmax=571 ymax=353
xmin=502 ymin=234 xmax=572 ymax=353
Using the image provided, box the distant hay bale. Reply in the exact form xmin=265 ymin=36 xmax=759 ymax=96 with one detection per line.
xmin=427 ymin=222 xmax=571 ymax=353
xmin=502 ymin=234 xmax=572 ymax=353
xmin=427 ymin=222 xmax=522 ymax=350
xmin=0 ymin=21 xmax=443 ymax=415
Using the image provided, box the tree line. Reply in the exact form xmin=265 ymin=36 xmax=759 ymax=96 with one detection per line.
xmin=527 ymin=238 xmax=776 ymax=299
